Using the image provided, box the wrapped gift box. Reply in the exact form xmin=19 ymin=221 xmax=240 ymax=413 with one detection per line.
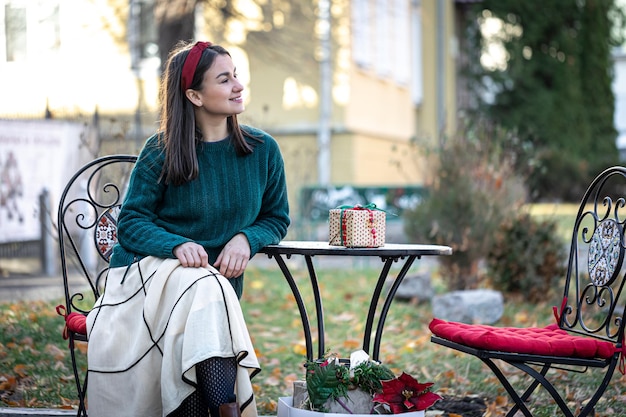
xmin=329 ymin=206 xmax=385 ymax=248
xmin=278 ymin=397 xmax=424 ymax=417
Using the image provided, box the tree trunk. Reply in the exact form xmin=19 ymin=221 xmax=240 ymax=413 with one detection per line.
xmin=155 ymin=0 xmax=197 ymax=74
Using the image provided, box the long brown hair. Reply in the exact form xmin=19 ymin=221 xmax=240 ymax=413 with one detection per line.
xmin=158 ymin=40 xmax=260 ymax=186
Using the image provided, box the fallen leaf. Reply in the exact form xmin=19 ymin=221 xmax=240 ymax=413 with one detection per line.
xmin=249 ymin=280 xmax=264 ymax=290
xmin=252 ymin=383 xmax=262 ymax=395
xmin=495 ymin=395 xmax=508 ymax=406
xmin=13 ymin=364 xmax=28 ymax=378
xmin=342 ymin=339 xmax=360 ymax=350
xmin=45 ymin=344 xmax=66 ymax=360
xmin=264 ymin=376 xmax=281 ymax=386
xmin=292 ymin=342 xmax=307 ymax=356
xmin=264 ymin=399 xmax=278 ymax=413
xmin=284 ymin=373 xmax=299 ymax=387
xmin=0 ymin=375 xmax=17 ymax=390
xmin=20 ymin=337 xmax=34 ymax=348
xmin=59 ymin=395 xmax=76 ymax=407
xmin=75 ymin=341 xmax=88 ymax=355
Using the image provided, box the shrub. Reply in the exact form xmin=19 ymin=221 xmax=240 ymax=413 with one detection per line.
xmin=404 ymin=120 xmax=528 ymax=290
xmin=486 ymin=213 xmax=567 ymax=302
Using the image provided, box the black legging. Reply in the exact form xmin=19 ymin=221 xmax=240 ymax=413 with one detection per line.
xmin=168 ymin=356 xmax=238 ymax=417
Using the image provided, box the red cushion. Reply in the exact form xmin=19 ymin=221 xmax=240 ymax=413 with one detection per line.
xmin=429 ymin=318 xmax=616 ymax=359
xmin=66 ymin=312 xmax=88 ymax=335
xmin=56 ymin=305 xmax=88 ymax=338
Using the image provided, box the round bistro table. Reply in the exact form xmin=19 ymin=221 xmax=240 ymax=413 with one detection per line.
xmin=258 ymin=241 xmax=452 ymax=362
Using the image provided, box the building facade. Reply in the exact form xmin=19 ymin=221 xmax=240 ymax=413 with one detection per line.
xmin=0 ymin=0 xmax=460 ymax=225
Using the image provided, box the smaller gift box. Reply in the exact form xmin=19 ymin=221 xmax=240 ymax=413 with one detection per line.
xmin=329 ymin=204 xmax=386 ymax=248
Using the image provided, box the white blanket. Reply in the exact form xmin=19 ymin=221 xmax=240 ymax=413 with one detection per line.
xmin=86 ymin=257 xmax=260 ymax=417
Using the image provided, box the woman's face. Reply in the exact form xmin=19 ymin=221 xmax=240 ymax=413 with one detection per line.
xmin=193 ymin=54 xmax=245 ymax=117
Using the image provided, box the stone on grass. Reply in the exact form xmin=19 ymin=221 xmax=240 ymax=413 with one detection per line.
xmin=432 ymin=289 xmax=504 ymax=324
xmin=392 ymin=273 xmax=433 ymax=302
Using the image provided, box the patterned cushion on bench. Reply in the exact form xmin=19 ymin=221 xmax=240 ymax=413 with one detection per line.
xmin=429 ymin=318 xmax=616 ymax=359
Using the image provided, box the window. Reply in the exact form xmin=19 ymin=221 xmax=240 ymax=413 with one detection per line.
xmin=352 ymin=0 xmax=371 ymax=69
xmin=2 ymin=0 xmax=60 ymax=63
xmin=351 ymin=0 xmax=413 ymax=85
xmin=375 ymin=0 xmax=391 ymax=77
xmin=393 ymin=0 xmax=410 ymax=85
xmin=411 ymin=1 xmax=423 ymax=104
xmin=4 ymin=3 xmax=26 ymax=62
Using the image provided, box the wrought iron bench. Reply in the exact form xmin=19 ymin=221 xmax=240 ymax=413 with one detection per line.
xmin=429 ymin=166 xmax=626 ymax=417
xmin=56 ymin=155 xmax=137 ymax=417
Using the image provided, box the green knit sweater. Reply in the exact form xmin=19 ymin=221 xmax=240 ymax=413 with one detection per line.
xmin=109 ymin=125 xmax=290 ymax=297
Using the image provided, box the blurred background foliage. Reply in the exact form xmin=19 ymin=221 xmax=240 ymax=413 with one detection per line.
xmin=405 ymin=0 xmax=626 ymax=292
xmin=462 ymin=0 xmax=626 ymax=201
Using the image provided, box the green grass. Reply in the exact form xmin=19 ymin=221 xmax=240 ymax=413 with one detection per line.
xmin=2 ymin=262 xmax=626 ymax=416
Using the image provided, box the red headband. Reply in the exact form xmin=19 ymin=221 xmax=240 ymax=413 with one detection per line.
xmin=181 ymin=41 xmax=212 ymax=91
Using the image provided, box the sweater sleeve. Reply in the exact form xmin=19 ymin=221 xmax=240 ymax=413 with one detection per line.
xmin=116 ymin=138 xmax=192 ymax=259
xmin=241 ymin=136 xmax=290 ymax=256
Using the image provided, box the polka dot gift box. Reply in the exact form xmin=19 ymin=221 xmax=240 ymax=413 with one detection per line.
xmin=329 ymin=204 xmax=386 ymax=248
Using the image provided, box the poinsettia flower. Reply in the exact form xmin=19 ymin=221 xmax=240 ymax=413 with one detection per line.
xmin=372 ymin=372 xmax=442 ymax=413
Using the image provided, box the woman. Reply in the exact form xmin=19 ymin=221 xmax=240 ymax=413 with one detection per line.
xmin=86 ymin=40 xmax=290 ymax=417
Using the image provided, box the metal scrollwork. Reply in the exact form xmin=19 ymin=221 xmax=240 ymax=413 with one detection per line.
xmin=579 ymin=284 xmax=613 ymax=334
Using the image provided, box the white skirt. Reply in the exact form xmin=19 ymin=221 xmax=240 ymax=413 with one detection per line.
xmin=86 ymin=256 xmax=260 ymax=417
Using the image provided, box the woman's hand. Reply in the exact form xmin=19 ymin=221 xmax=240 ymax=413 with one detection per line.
xmin=214 ymin=233 xmax=251 ymax=278
xmin=173 ymin=242 xmax=209 ymax=268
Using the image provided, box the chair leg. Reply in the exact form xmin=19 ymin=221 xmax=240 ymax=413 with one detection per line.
xmin=483 ymin=357 xmax=613 ymax=417
xmin=69 ymin=338 xmax=88 ymax=417
xmin=576 ymin=359 xmax=618 ymax=417
xmin=505 ymin=364 xmax=550 ymax=417
xmin=77 ymin=372 xmax=88 ymax=417
xmin=512 ymin=362 xmax=574 ymax=417
xmin=480 ymin=358 xmax=535 ymax=417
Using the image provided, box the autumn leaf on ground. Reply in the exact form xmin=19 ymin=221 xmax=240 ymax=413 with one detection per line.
xmin=59 ymin=395 xmax=77 ymax=409
xmin=0 ymin=375 xmax=17 ymax=391
xmin=342 ymin=339 xmax=360 ymax=350
xmin=45 ymin=344 xmax=66 ymax=360
xmin=494 ymin=396 xmax=508 ymax=407
xmin=13 ymin=364 xmax=28 ymax=378
xmin=331 ymin=312 xmax=355 ymax=322
xmin=514 ymin=311 xmax=529 ymax=324
xmin=292 ymin=342 xmax=307 ymax=356
xmin=283 ymin=373 xmax=299 ymax=388
xmin=262 ymin=399 xmax=278 ymax=413
xmin=75 ymin=341 xmax=88 ymax=355
xmin=249 ymin=280 xmax=264 ymax=290
xmin=264 ymin=368 xmax=283 ymax=387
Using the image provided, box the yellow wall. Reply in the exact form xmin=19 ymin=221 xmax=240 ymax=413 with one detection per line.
xmin=239 ymin=0 xmax=460 ymax=221
xmin=344 ymin=71 xmax=415 ymax=141
xmin=0 ymin=0 xmax=459 ymax=220
xmin=331 ymin=134 xmax=422 ymax=185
